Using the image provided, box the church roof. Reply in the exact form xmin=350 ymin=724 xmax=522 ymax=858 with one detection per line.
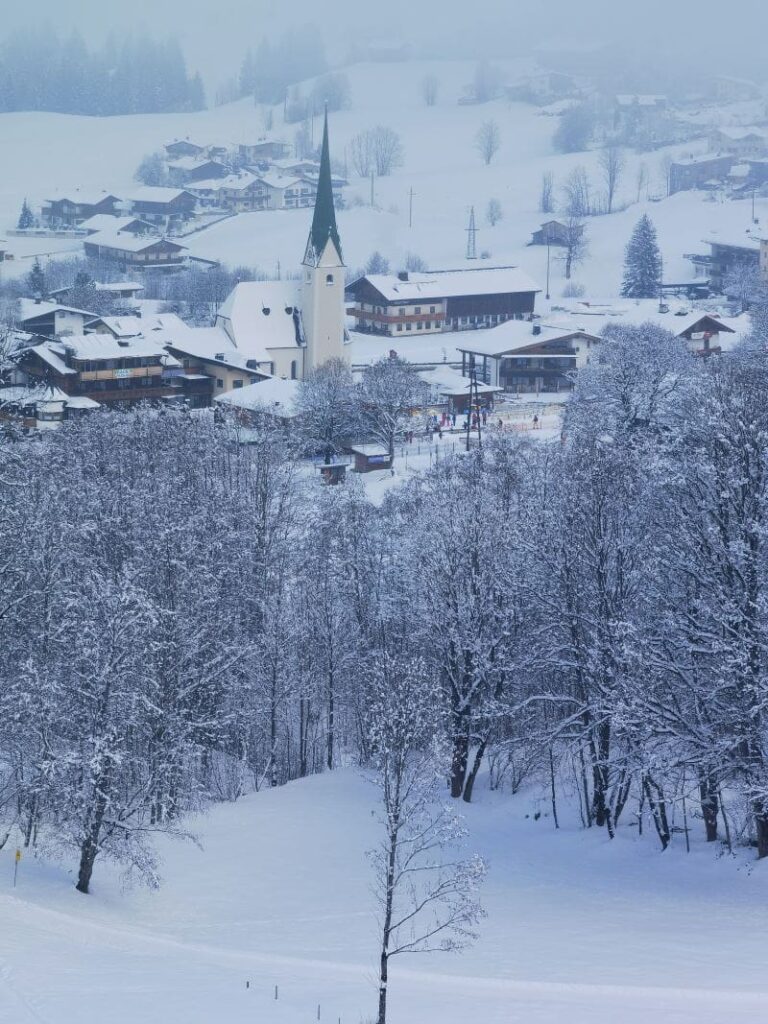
xmin=305 ymin=111 xmax=342 ymax=265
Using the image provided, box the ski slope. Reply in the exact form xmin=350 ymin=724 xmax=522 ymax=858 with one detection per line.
xmin=1 ymin=770 xmax=767 ymax=1024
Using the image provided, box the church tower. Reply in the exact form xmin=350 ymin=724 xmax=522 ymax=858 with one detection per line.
xmin=301 ymin=110 xmax=347 ymax=373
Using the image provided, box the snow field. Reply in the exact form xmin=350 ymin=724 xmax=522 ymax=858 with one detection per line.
xmin=1 ymin=770 xmax=767 ymax=1024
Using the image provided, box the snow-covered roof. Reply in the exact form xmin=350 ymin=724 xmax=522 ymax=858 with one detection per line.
xmin=704 ymin=232 xmax=761 ymax=252
xmin=272 ymin=158 xmax=321 ymax=172
xmin=543 ymin=299 xmax=748 ymax=350
xmin=86 ymin=231 xmax=187 ymax=253
xmin=258 ymin=172 xmax=308 ymax=190
xmin=19 ymin=299 xmax=97 ymax=322
xmin=715 ymin=126 xmax=767 ymax=141
xmin=94 ymin=281 xmax=144 ymax=293
xmin=78 ymin=214 xmax=140 ymax=233
xmin=49 ymin=335 xmax=182 ymax=364
xmin=215 ymin=376 xmax=300 ymax=417
xmin=44 ymin=190 xmax=120 ymax=206
xmin=0 ymin=384 xmax=99 ymax=409
xmin=359 ymin=266 xmax=540 ymax=302
xmin=27 ymin=344 xmax=77 ymax=375
xmin=127 ymin=187 xmax=195 ymax=204
xmin=163 ymin=326 xmax=261 ymax=371
xmin=216 ymin=281 xmax=303 ymax=359
xmin=189 ymin=172 xmax=260 ymax=192
xmin=98 ymin=313 xmax=190 ymax=338
xmin=168 ymin=156 xmax=224 ymax=172
xmin=419 ymin=366 xmax=502 ymax=396
xmin=454 ymin=318 xmax=596 ymax=357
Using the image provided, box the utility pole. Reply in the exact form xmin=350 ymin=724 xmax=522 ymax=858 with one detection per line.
xmin=545 ymin=241 xmax=551 ymax=301
xmin=465 ymin=206 xmax=477 ymax=260
xmin=465 ymin=355 xmax=482 ymax=453
xmin=409 ymin=187 xmax=414 ymax=228
xmin=370 ymin=170 xmax=375 ymax=207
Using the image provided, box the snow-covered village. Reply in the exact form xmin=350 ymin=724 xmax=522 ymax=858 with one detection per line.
xmin=3 ymin=2 xmax=768 ymax=1022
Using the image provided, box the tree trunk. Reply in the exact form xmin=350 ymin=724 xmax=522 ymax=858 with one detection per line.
xmin=450 ymin=720 xmax=469 ymax=799
xmin=327 ymin=666 xmax=335 ymax=771
xmin=75 ymin=782 xmax=109 ymax=895
xmin=643 ymin=774 xmax=670 ymax=851
xmin=699 ymin=774 xmax=719 ymax=842
xmin=377 ymin=951 xmax=388 ymax=1024
xmin=754 ymin=802 xmax=768 ymax=859
xmin=462 ymin=736 xmax=488 ymax=803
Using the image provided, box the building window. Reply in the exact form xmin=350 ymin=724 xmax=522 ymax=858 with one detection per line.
xmin=430 ymin=306 xmax=436 ymax=313
xmin=326 ymin=274 xmax=334 ymax=285
xmin=233 ymin=379 xmax=243 ymax=389
xmin=290 ymin=360 xmax=297 ymax=380
xmin=399 ymin=308 xmax=406 ymax=316
xmin=416 ymin=322 xmax=422 ymax=330
xmin=216 ymin=378 xmax=224 ymax=388
xmin=425 ymin=321 xmax=432 ymax=330
xmin=414 ymin=307 xmax=421 ymax=314
xmin=396 ymin=324 xmax=403 ymax=331
xmin=406 ymin=323 xmax=412 ymax=331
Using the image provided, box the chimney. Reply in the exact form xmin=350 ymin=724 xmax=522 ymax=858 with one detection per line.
xmin=532 ymin=324 xmax=542 ymax=336
xmin=398 ymin=271 xmax=409 ymax=282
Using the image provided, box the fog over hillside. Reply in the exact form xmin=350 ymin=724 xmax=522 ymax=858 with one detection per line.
xmin=2 ymin=0 xmax=766 ymax=91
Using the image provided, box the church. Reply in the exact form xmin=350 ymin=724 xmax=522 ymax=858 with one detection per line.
xmin=211 ymin=111 xmax=349 ymax=381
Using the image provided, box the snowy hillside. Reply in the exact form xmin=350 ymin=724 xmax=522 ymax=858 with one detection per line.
xmin=1 ymin=771 xmax=767 ymax=1024
xmin=2 ymin=59 xmax=765 ymax=301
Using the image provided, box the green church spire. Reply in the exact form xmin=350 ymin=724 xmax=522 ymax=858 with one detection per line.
xmin=305 ymin=109 xmax=343 ymax=265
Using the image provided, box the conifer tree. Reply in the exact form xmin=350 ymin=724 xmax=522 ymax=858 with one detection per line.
xmin=27 ymin=258 xmax=47 ymax=299
xmin=621 ymin=214 xmax=662 ymax=298
xmin=17 ymin=198 xmax=33 ymax=230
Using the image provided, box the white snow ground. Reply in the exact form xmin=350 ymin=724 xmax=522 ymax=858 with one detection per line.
xmin=2 ymin=59 xmax=766 ymax=306
xmin=1 ymin=770 xmax=767 ymax=1024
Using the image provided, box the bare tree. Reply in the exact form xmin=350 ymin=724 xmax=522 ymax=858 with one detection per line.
xmin=562 ymin=165 xmax=592 ymax=218
xmin=486 ymin=198 xmax=503 ymax=227
xmin=558 ymin=216 xmax=588 ymax=280
xmin=598 ymin=144 xmax=624 ymax=214
xmin=371 ymin=126 xmax=404 ymax=176
xmin=659 ymin=154 xmax=674 ymax=197
xmin=350 ymin=130 xmax=374 ymax=177
xmin=539 ymin=172 xmax=554 ymax=214
xmin=475 ymin=120 xmax=501 ymax=165
xmin=421 ymin=74 xmax=439 ymax=107
xmin=366 ymin=652 xmax=486 ymax=1024
xmin=723 ymin=261 xmax=764 ymax=312
xmin=635 ymin=161 xmax=649 ymax=203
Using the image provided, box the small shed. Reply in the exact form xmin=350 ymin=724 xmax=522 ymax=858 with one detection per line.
xmin=317 ymin=461 xmax=349 ymax=485
xmin=348 ymin=444 xmax=393 ymax=473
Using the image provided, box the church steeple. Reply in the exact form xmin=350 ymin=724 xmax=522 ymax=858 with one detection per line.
xmin=304 ymin=109 xmax=343 ymax=267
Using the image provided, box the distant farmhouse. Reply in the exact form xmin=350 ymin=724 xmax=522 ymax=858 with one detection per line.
xmin=42 ymin=192 xmax=121 ymax=228
xmin=238 ymin=138 xmax=292 ymax=163
xmin=83 ymin=232 xmax=188 ymax=272
xmin=346 ymin=267 xmax=541 ymax=337
xmin=125 ymin=188 xmax=197 ymax=230
xmin=669 ymin=155 xmax=734 ymax=194
xmin=529 ymin=220 xmax=584 ymax=247
xmin=685 ymin=233 xmax=761 ymax=291
xmin=710 ymin=127 xmax=768 ymax=161
xmin=505 ymin=70 xmax=578 ymax=105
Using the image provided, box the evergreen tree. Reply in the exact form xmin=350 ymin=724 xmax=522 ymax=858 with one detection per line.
xmin=27 ymin=258 xmax=47 ymax=299
xmin=621 ymin=214 xmax=662 ymax=298
xmin=17 ymin=199 xmax=33 ymax=230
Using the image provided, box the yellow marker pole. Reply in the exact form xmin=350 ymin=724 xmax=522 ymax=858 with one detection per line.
xmin=13 ymin=848 xmax=21 ymax=888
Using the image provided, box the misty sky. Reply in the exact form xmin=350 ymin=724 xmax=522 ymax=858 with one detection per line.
xmin=4 ymin=0 xmax=766 ymax=91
